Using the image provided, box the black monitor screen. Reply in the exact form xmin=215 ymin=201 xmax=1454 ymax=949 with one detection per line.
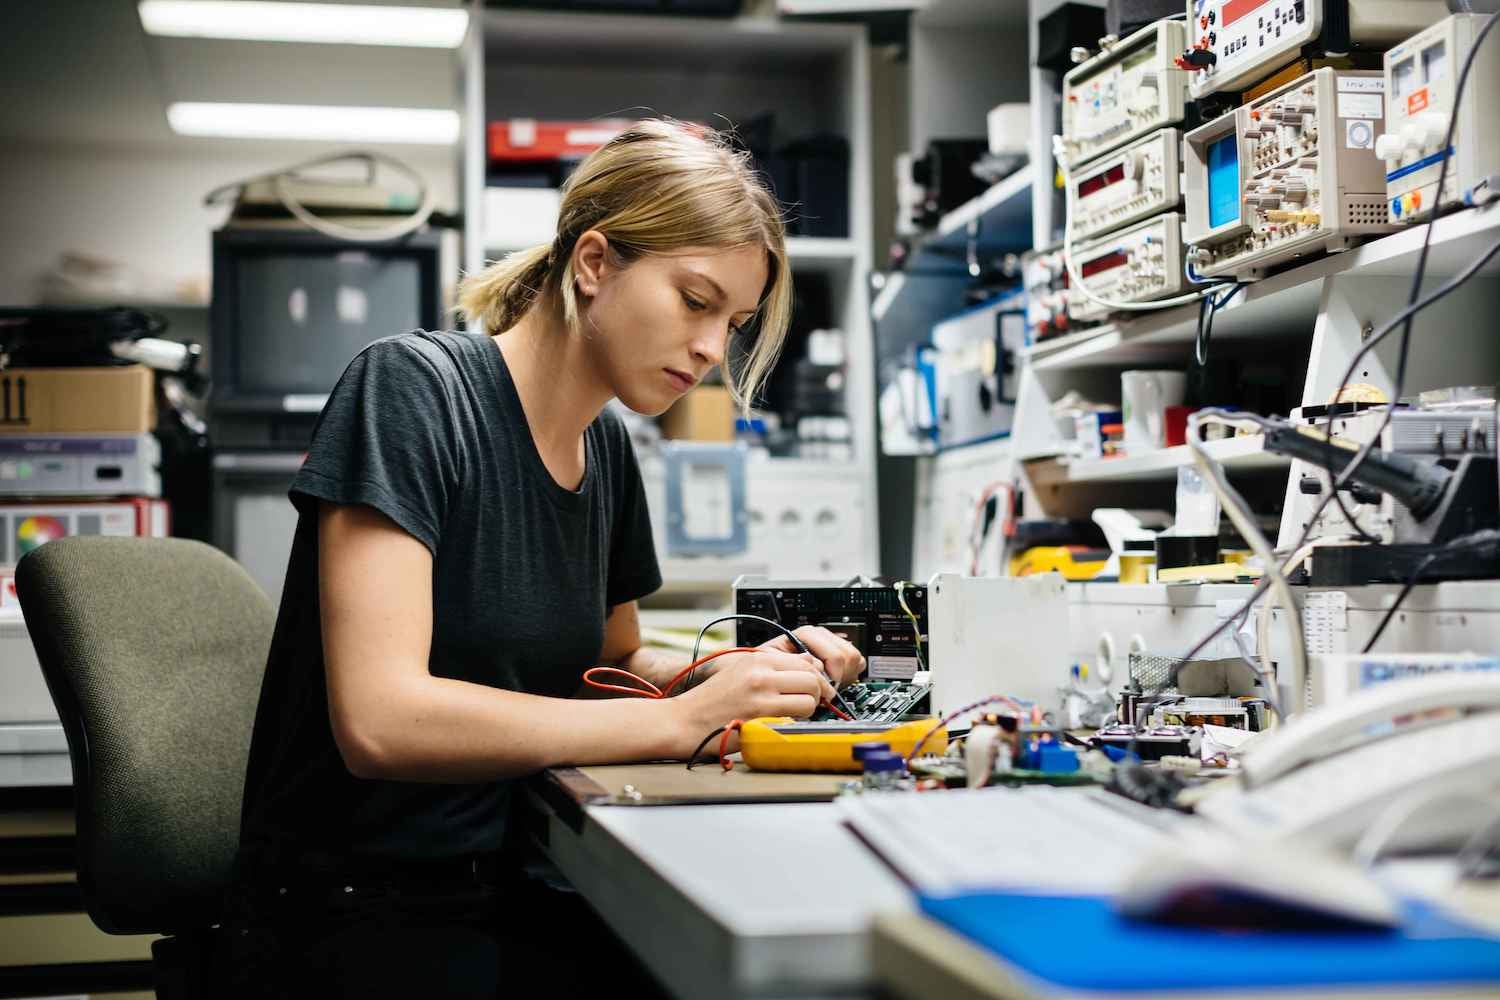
xmin=232 ymin=251 xmax=423 ymax=396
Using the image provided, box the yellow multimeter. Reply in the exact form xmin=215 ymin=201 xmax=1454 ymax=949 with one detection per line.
xmin=737 ymin=717 xmax=948 ymax=773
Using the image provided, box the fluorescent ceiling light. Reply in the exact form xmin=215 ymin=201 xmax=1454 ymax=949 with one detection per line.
xmin=167 ymin=102 xmax=460 ymax=143
xmin=139 ymin=1 xmax=468 ymax=48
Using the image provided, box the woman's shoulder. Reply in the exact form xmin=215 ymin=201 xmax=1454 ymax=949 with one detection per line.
xmin=356 ymin=329 xmax=492 ymax=378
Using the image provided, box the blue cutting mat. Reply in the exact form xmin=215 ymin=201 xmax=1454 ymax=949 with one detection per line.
xmin=918 ymin=891 xmax=1500 ymax=993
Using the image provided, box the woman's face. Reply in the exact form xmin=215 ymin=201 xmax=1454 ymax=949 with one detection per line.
xmin=578 ymin=240 xmax=768 ymax=416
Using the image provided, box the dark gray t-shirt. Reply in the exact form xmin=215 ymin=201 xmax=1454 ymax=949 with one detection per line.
xmin=238 ymin=330 xmax=661 ymax=866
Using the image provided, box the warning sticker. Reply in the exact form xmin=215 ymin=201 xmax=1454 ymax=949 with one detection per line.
xmin=1408 ymin=87 xmax=1430 ymax=115
xmin=1338 ymin=91 xmax=1383 ymax=119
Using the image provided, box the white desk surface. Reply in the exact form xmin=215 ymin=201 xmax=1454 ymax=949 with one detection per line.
xmin=532 ymin=794 xmax=911 ymax=1000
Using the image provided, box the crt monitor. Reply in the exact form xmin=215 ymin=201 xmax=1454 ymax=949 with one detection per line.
xmin=1207 ymin=134 xmax=1240 ymax=230
xmin=210 ymin=227 xmax=442 ymax=411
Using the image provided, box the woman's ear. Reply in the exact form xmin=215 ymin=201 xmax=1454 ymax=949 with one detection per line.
xmin=572 ymin=229 xmax=608 ymax=297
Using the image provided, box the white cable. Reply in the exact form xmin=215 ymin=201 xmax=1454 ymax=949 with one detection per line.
xmin=205 ymin=150 xmax=435 ymax=243
xmin=1187 ymin=410 xmax=1308 ymax=710
xmin=1055 ymin=135 xmax=1216 ymax=313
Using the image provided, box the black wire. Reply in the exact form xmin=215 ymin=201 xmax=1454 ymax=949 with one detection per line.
xmin=1194 ymin=281 xmax=1242 ymax=367
xmin=1361 ymin=552 xmax=1443 ymax=654
xmin=1175 ymin=231 xmax=1500 ymax=667
xmin=685 ymin=613 xmax=860 ymax=719
xmin=1315 ymin=14 xmax=1500 ymax=541
xmin=1228 ymin=13 xmax=1500 ymax=666
xmin=684 ymin=725 xmax=729 ymax=770
xmin=1362 ymin=530 xmax=1500 ymax=653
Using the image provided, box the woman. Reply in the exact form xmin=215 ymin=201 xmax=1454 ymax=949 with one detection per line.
xmin=227 ymin=119 xmax=864 ymax=997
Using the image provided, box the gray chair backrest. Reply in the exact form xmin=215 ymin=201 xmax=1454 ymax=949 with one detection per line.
xmin=16 ymin=536 xmax=275 ymax=935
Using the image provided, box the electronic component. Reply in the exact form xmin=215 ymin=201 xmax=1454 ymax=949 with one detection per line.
xmin=1022 ymin=245 xmax=1075 ymax=342
xmin=1184 ymin=69 xmax=1396 ymax=280
xmin=1069 ymin=128 xmax=1184 ymax=242
xmin=0 ymin=434 xmax=161 ymax=498
xmin=1181 ymin=0 xmax=1448 ymax=101
xmin=931 ymin=293 xmax=1025 ymax=450
xmin=1272 ymin=402 xmax=1500 ymax=583
xmin=1148 ymin=696 xmax=1268 ymax=730
xmin=738 ymin=717 xmax=945 ymax=773
xmin=1379 ymin=14 xmax=1500 ymax=222
xmin=1061 ymin=20 xmax=1189 ymax=168
xmin=1092 ymin=722 xmax=1203 ymax=760
xmin=733 ymin=577 xmax=927 ymax=681
xmin=817 ymin=679 xmax=931 ymax=723
xmin=1067 ymin=212 xmax=1192 ymax=323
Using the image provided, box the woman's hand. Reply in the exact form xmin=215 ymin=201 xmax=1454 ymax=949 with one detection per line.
xmin=757 ymin=625 xmax=865 ymax=689
xmin=671 ymin=646 xmax=836 ymax=749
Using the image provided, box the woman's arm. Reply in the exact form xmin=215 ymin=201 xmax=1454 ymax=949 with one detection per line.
xmin=320 ymin=503 xmax=834 ymax=783
xmin=597 ymin=601 xmax=865 ymax=693
xmin=595 ymin=601 xmax=690 ymax=692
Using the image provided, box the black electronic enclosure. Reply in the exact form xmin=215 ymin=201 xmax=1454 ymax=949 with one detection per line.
xmin=1037 ymin=2 xmax=1109 ymax=75
xmin=210 ymin=227 xmax=442 ymax=414
xmin=735 ymin=583 xmax=929 ymax=681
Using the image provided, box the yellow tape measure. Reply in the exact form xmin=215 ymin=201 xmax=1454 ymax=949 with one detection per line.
xmin=738 ymin=717 xmax=948 ymax=773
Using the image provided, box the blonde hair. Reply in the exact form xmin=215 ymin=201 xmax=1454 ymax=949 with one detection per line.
xmin=457 ymin=118 xmax=793 ymax=411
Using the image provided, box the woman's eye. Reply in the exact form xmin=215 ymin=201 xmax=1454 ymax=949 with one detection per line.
xmin=681 ymin=293 xmax=706 ymax=311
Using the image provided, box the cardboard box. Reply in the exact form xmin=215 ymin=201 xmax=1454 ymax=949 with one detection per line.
xmin=0 ymin=366 xmax=155 ymax=435
xmin=659 ymin=386 xmax=735 ymax=442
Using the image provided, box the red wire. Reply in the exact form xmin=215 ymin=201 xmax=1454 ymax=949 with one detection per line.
xmin=719 ymin=720 xmax=743 ymax=771
xmin=582 ymin=644 xmax=852 ymax=722
xmin=582 ymin=647 xmax=759 ymax=699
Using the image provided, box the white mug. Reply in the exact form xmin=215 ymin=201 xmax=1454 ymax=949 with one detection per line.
xmin=1121 ymin=370 xmax=1187 ymax=454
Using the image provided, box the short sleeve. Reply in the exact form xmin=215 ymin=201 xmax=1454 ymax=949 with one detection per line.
xmin=605 ymin=416 xmax=663 ymax=608
xmin=290 ymin=336 xmax=461 ymax=556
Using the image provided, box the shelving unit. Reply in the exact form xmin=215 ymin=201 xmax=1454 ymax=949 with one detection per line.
xmin=1030 ymin=436 xmax=1288 ymax=486
xmin=459 ymin=3 xmax=879 ymax=583
xmin=872 ymin=0 xmax=1500 ymax=581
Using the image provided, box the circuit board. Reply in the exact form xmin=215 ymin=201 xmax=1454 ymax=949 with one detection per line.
xmin=815 ymin=679 xmax=929 ymax=723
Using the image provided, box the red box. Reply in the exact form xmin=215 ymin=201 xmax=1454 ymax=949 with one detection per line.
xmin=487 ymin=119 xmax=635 ymax=164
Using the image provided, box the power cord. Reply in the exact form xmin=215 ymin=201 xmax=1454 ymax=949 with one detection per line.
xmin=1176 ymin=15 xmax=1500 ymax=673
xmin=1361 ymin=529 xmax=1500 ymax=653
xmin=204 ymin=150 xmax=436 ymax=243
xmin=1186 ymin=409 xmax=1309 ymax=706
xmin=1173 ymin=229 xmax=1500 ymax=669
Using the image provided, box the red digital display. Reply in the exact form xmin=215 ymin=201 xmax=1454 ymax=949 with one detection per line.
xmin=1081 ymin=249 xmax=1129 ymax=278
xmin=1221 ymin=0 xmax=1259 ymax=28
xmin=1078 ymin=163 xmax=1127 ymax=199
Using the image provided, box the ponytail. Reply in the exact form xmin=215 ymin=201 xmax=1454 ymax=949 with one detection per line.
xmin=456 ymin=242 xmax=555 ymax=337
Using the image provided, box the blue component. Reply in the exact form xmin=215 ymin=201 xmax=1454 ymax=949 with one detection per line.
xmin=1391 ymin=197 xmax=1403 ymax=218
xmin=1207 ymin=134 xmax=1239 ymax=229
xmin=1386 ymin=147 xmax=1454 ymax=183
xmin=1034 ymin=744 xmax=1081 ymax=774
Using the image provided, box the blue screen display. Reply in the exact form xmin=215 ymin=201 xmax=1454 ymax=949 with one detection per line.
xmin=1207 ymin=134 xmax=1239 ymax=229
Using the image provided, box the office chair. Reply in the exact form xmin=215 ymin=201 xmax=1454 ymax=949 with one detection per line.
xmin=16 ymin=536 xmax=275 ymax=998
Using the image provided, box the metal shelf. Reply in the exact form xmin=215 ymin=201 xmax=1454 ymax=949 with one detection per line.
xmin=1023 ymin=203 xmax=1500 ymax=372
xmin=1030 ymin=435 xmax=1289 ymax=486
